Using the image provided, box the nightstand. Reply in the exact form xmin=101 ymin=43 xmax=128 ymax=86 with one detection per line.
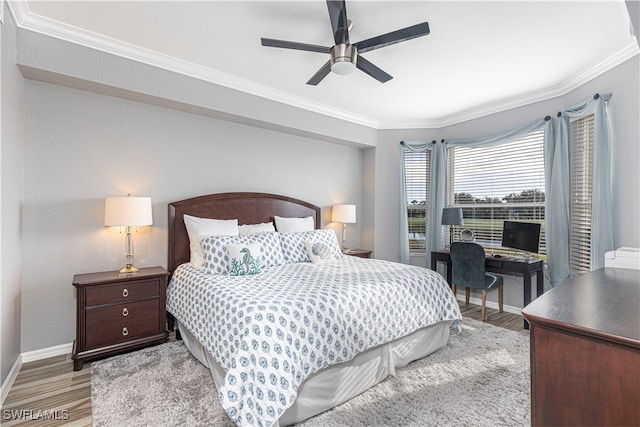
xmin=343 ymin=248 xmax=373 ymax=258
xmin=72 ymin=266 xmax=169 ymax=371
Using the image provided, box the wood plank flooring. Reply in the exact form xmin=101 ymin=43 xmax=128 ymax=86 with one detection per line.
xmin=1 ymin=303 xmax=525 ymax=426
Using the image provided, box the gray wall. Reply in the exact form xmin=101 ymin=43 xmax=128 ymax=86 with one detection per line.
xmin=371 ymin=56 xmax=640 ymax=309
xmin=1 ymin=6 xmax=24 ymax=386
xmin=20 ymin=81 xmax=364 ymax=352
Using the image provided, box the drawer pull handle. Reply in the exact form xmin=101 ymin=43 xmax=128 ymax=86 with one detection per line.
xmin=122 ymin=308 xmax=129 ymax=317
xmin=122 ymin=288 xmax=129 ymax=298
xmin=122 ymin=327 xmax=129 ymax=336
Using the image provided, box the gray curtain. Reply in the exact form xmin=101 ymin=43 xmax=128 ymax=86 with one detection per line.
xmin=556 ymin=94 xmax=614 ymax=274
xmin=426 ymin=141 xmax=447 ymax=263
xmin=545 ymin=116 xmax=571 ymax=287
xmin=445 ymin=118 xmax=548 ymax=148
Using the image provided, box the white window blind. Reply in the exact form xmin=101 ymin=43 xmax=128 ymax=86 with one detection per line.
xmin=569 ymin=114 xmax=594 ymax=275
xmin=446 ymin=131 xmax=546 ymax=255
xmin=404 ymin=149 xmax=430 ymax=252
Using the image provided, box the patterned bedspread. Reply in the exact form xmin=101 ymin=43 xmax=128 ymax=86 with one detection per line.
xmin=167 ymin=256 xmax=461 ymax=427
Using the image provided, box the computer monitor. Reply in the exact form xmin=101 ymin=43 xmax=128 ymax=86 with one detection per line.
xmin=501 ymin=221 xmax=541 ymax=254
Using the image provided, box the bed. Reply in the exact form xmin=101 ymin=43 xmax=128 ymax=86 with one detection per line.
xmin=166 ymin=192 xmax=462 ymax=427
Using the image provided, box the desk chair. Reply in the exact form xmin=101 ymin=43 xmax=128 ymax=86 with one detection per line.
xmin=450 ymin=242 xmax=504 ymax=321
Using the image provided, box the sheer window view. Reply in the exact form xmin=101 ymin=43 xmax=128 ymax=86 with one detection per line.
xmin=405 ymin=150 xmax=430 ymax=251
xmin=404 ymin=131 xmax=548 ymax=255
xmin=447 ymin=131 xmax=546 ymax=256
xmin=569 ymin=114 xmax=594 ymax=276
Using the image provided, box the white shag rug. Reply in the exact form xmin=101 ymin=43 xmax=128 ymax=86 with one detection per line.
xmin=91 ymin=318 xmax=530 ymax=426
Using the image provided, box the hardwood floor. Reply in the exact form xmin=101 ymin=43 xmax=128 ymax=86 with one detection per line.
xmin=1 ymin=303 xmax=525 ymax=426
xmin=459 ymin=302 xmax=526 ymax=331
xmin=1 ymin=354 xmax=92 ymax=426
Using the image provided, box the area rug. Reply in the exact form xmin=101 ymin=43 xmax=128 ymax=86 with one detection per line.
xmin=91 ymin=319 xmax=530 ymax=426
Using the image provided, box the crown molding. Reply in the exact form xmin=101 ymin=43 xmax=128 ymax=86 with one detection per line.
xmin=380 ymin=40 xmax=640 ymax=129
xmin=9 ymin=1 xmax=639 ymax=131
xmin=9 ymin=1 xmax=381 ymax=129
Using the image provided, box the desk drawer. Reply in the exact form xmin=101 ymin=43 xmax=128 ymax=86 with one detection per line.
xmin=85 ymin=279 xmax=160 ymax=306
xmin=85 ymin=299 xmax=160 ymax=349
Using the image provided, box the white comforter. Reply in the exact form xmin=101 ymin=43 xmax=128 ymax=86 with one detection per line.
xmin=167 ymin=256 xmax=461 ymax=427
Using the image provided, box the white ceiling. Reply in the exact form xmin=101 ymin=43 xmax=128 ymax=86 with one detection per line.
xmin=21 ymin=1 xmax=639 ymax=128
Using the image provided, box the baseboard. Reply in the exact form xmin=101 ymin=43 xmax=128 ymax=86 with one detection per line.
xmin=0 ymin=356 xmax=22 ymax=406
xmin=21 ymin=342 xmax=73 ymax=363
xmin=456 ymin=294 xmax=522 ymax=315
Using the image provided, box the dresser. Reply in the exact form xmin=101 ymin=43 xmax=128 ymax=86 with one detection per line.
xmin=522 ymin=268 xmax=640 ymax=426
xmin=72 ymin=266 xmax=169 ymax=370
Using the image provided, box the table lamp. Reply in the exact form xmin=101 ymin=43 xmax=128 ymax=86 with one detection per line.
xmin=105 ymin=195 xmax=153 ymax=273
xmin=332 ymin=204 xmax=356 ymax=252
xmin=441 ymin=207 xmax=463 ymax=247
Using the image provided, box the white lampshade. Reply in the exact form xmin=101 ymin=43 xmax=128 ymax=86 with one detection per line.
xmin=332 ymin=204 xmax=356 ymax=224
xmin=104 ymin=196 xmax=153 ymax=226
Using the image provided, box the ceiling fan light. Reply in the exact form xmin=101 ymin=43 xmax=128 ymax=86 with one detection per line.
xmin=331 ymin=60 xmax=356 ymax=75
xmin=330 ymin=44 xmax=357 ymax=75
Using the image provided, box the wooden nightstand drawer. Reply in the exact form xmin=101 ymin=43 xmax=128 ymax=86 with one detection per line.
xmin=85 ymin=278 xmax=160 ymax=306
xmin=72 ymin=266 xmax=169 ymax=370
xmin=85 ymin=299 xmax=160 ymax=349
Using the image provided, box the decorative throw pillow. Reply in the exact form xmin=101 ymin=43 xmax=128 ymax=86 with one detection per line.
xmin=183 ymin=215 xmax=238 ymax=269
xmin=238 ymin=222 xmax=276 ymax=235
xmin=227 ymin=243 xmax=262 ymax=276
xmin=279 ymin=229 xmax=342 ymax=263
xmin=274 ymin=215 xmax=315 ymax=233
xmin=304 ymin=240 xmax=333 ymax=264
xmin=201 ymin=233 xmax=284 ymax=275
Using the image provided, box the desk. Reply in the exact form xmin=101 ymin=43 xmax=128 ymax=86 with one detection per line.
xmin=431 ymin=251 xmax=544 ymax=328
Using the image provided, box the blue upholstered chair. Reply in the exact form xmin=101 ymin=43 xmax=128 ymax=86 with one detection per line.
xmin=450 ymin=242 xmax=504 ymax=321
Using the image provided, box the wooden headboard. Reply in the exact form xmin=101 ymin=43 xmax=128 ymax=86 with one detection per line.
xmin=168 ymin=192 xmax=321 ymax=273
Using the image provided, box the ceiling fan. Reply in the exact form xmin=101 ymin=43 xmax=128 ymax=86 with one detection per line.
xmin=261 ymin=0 xmax=430 ymax=85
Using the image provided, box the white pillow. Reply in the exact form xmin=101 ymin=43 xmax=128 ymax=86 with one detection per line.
xmin=304 ymin=240 xmax=333 ymax=265
xmin=238 ymin=222 xmax=276 ymax=235
xmin=227 ymin=243 xmax=262 ymax=276
xmin=274 ymin=215 xmax=314 ymax=233
xmin=183 ymin=214 xmax=238 ymax=268
xmin=279 ymin=229 xmax=342 ymax=263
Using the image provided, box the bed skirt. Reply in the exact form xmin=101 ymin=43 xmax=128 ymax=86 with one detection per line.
xmin=177 ymin=319 xmax=452 ymax=426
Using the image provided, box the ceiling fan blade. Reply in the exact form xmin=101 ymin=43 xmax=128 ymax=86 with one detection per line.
xmin=356 ymin=56 xmax=393 ymax=83
xmin=355 ymin=22 xmax=430 ymax=54
xmin=326 ymin=0 xmax=350 ymax=45
xmin=261 ymin=38 xmax=330 ymax=54
xmin=306 ymin=61 xmax=332 ymax=85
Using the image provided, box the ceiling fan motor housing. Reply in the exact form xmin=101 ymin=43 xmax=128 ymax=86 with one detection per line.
xmin=330 ymin=44 xmax=357 ymax=75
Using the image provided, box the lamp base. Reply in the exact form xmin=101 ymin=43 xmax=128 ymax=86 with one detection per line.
xmin=119 ymin=265 xmax=139 ymax=274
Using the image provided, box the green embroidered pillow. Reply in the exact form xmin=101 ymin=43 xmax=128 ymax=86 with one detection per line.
xmin=227 ymin=243 xmax=262 ymax=276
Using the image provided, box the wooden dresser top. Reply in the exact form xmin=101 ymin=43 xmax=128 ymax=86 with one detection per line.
xmin=522 ymin=267 xmax=640 ymax=347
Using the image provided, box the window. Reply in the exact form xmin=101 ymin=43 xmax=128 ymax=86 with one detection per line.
xmin=569 ymin=114 xmax=594 ymax=276
xmin=446 ymin=131 xmax=546 ymax=256
xmin=404 ymin=150 xmax=430 ymax=252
